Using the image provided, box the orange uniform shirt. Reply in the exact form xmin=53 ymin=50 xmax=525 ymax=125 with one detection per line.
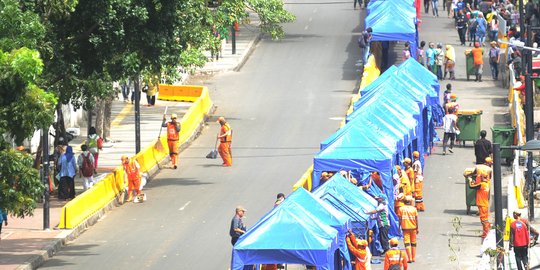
xmin=220 ymin=123 xmax=232 ymax=142
xmin=398 ymin=205 xmax=418 ymax=230
xmin=166 ymin=122 xmax=180 ymax=141
xmin=471 ymin=47 xmax=484 ymax=65
xmin=400 ymin=174 xmax=412 ymax=196
xmin=476 ymin=181 xmax=490 ymax=207
xmin=384 ymin=248 xmax=408 ymax=270
xmin=405 ymin=167 xmax=415 ymax=192
xmin=346 ymin=236 xmax=369 ymax=270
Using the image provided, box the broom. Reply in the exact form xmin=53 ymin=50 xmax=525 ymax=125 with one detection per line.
xmin=154 ymin=106 xmax=168 ymax=152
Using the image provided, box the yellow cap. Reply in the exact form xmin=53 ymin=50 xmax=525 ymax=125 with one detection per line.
xmin=413 ymin=151 xmax=420 ymax=158
xmin=389 ymin=238 xmax=399 ymax=246
xmin=358 ymin=239 xmax=368 ymax=246
xmin=404 ymin=158 xmax=412 ymax=164
xmin=485 ymin=157 xmax=493 ymax=164
xmin=217 ymin=116 xmax=226 ymax=123
xmin=395 ymin=165 xmax=402 ymax=171
xmin=171 ymin=113 xmax=178 ymax=119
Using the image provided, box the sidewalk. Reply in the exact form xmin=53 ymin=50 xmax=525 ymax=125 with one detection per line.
xmin=0 ymin=19 xmax=261 ymax=270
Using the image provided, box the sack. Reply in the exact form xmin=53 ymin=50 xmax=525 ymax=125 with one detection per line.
xmin=206 ymin=149 xmax=218 ymax=159
xmin=388 ymin=252 xmax=402 ymax=270
xmin=81 ymin=153 xmax=94 ymax=177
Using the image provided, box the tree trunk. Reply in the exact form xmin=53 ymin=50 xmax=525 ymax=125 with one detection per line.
xmin=34 ymin=140 xmax=42 ymax=169
xmin=103 ymin=96 xmax=113 ymax=140
xmin=53 ymin=103 xmax=67 ymax=147
xmin=95 ymin=98 xmax=105 ymax=138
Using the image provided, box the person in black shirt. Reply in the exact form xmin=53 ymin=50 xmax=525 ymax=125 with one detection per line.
xmin=474 ymin=130 xmax=492 ymax=164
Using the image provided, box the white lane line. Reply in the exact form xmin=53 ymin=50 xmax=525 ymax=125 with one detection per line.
xmin=179 ymin=201 xmax=191 ymax=211
xmin=304 ymin=25 xmax=309 ymax=30
xmin=309 ymin=17 xmax=313 ymax=22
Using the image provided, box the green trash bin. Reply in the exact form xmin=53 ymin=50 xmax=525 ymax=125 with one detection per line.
xmin=465 ymin=49 xmax=475 ymax=81
xmin=457 ymin=109 xmax=482 ymax=145
xmin=491 ymin=125 xmax=516 ymax=164
xmin=464 ymin=168 xmax=477 ymax=215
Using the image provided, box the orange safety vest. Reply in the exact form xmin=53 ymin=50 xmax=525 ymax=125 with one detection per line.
xmin=405 ymin=167 xmax=415 ymax=192
xmin=476 ymin=181 xmax=490 ymax=207
xmin=398 ymin=205 xmax=418 ymax=230
xmin=346 ymin=236 xmax=369 ymax=270
xmin=124 ymin=161 xmax=141 ymax=182
xmin=384 ymin=248 xmax=406 ymax=270
xmin=220 ymin=123 xmax=232 ymax=143
xmin=399 ymin=174 xmax=412 ymax=196
xmin=167 ymin=122 xmax=180 ymax=141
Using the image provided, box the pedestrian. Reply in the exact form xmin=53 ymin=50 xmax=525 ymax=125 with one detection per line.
xmin=456 ymin=9 xmax=468 ymax=46
xmin=426 ymin=42 xmax=436 ymax=73
xmin=490 ymin=16 xmax=499 ymax=42
xmin=397 ymin=196 xmax=418 ymax=263
xmin=509 ymin=51 xmax=522 ymax=79
xmin=384 ymin=238 xmax=408 ymax=270
xmin=444 ymin=44 xmax=456 ymax=80
xmin=358 ymin=28 xmax=373 ymax=64
xmin=510 ymin=210 xmax=532 ymax=270
xmin=474 ymin=157 xmax=493 ymax=185
xmin=230 ymin=206 xmax=247 ymax=246
xmin=443 ymin=83 xmax=452 ymax=107
xmin=87 ymin=126 xmax=103 ymax=171
xmin=471 ymin=42 xmax=484 ymax=82
xmin=412 ymin=151 xmax=425 ymax=211
xmin=468 ymin=12 xmax=478 ymax=46
xmin=121 ymin=156 xmax=143 ymax=203
xmin=365 ymin=197 xmax=391 ymax=253
xmin=442 ymin=107 xmax=459 ymax=155
xmin=402 ymin=42 xmax=412 ymax=61
xmin=217 ymin=116 xmax=233 ymax=167
xmin=469 ymin=158 xmax=492 ymax=238
xmin=0 ymin=208 xmax=7 ymax=240
xmin=346 ymin=229 xmax=372 ymax=270
xmin=274 ymin=193 xmax=286 ymax=207
xmin=77 ymin=144 xmax=95 ymax=190
xmin=121 ymin=79 xmax=130 ymax=103
xmin=424 ymin=0 xmax=430 ymax=14
xmin=417 ymin=41 xmax=426 ymax=66
xmin=371 ymin=171 xmax=384 ymax=190
xmin=475 ymin=13 xmax=487 ymax=46
xmin=474 ymin=130 xmax=492 ymax=164
xmin=434 ymin=43 xmax=444 ymax=80
xmin=162 ymin=113 xmax=181 ymax=169
xmin=58 ymin=146 xmax=77 ymax=200
xmin=488 ymin=41 xmax=500 ymax=80
xmin=432 ymin=0 xmax=439 ymax=17
xmin=354 ymin=0 xmax=362 ymax=9
xmin=447 ymin=0 xmax=453 ymax=17
xmin=145 ymin=77 xmax=158 ymax=107
xmin=394 ymin=165 xmax=412 ymax=213
xmin=445 ymin=93 xmax=459 ymax=114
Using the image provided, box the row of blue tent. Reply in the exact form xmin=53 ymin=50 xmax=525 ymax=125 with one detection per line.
xmin=231 ymin=58 xmax=444 ymax=270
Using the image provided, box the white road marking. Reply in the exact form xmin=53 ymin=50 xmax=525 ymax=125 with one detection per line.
xmin=309 ymin=17 xmax=313 ymax=22
xmin=329 ymin=117 xmax=345 ymax=121
xmin=304 ymin=25 xmax=309 ymax=30
xmin=179 ymin=201 xmax=191 ymax=211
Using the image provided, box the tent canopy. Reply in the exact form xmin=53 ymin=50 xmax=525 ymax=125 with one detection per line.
xmin=232 ymin=196 xmax=340 ymax=269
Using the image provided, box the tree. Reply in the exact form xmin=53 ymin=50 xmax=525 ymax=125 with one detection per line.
xmin=0 ymin=0 xmax=57 ymax=217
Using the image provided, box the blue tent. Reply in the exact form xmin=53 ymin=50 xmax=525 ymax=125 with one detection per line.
xmin=313 ymin=174 xmax=387 ymax=254
xmin=232 ymin=191 xmax=341 ymax=269
xmin=365 ymin=0 xmax=418 ymax=58
xmin=313 ymin=132 xmax=401 ymax=238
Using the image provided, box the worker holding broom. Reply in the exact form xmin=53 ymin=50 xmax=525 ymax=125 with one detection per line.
xmin=162 ymin=113 xmax=181 ymax=169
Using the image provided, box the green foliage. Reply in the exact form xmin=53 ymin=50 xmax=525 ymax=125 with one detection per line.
xmin=247 ymin=0 xmax=296 ymax=39
xmin=0 ymin=0 xmax=46 ymax=51
xmin=0 ymin=149 xmax=44 ymax=218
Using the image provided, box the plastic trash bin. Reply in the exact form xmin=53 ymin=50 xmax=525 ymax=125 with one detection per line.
xmin=457 ymin=109 xmax=483 ymax=145
xmin=464 ymin=168 xmax=477 ymax=215
xmin=491 ymin=125 xmax=516 ymax=164
xmin=465 ymin=49 xmax=475 ymax=81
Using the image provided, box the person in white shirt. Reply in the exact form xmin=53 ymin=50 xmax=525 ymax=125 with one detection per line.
xmin=442 ymin=107 xmax=460 ymax=155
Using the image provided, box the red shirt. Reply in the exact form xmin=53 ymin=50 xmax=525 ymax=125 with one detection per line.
xmin=511 ymin=219 xmax=530 ymax=247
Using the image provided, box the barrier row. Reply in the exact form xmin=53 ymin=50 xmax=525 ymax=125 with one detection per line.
xmin=58 ymin=85 xmax=214 ymax=229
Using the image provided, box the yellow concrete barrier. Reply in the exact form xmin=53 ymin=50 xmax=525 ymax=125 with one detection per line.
xmin=293 ymin=165 xmax=313 ymax=192
xmin=59 ymin=85 xmax=213 ymax=229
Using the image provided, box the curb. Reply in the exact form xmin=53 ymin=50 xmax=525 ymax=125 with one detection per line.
xmin=233 ymin=33 xmax=262 ymax=72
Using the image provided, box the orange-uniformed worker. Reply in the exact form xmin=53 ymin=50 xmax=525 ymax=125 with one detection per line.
xmin=346 ymin=229 xmax=372 ymax=270
xmin=474 ymin=157 xmax=493 ymax=185
xmin=384 ymin=238 xmax=408 ymax=270
xmin=217 ymin=116 xmax=233 ymax=167
xmin=162 ymin=113 xmax=181 ymax=169
xmin=412 ymin=151 xmax=425 ymax=211
xmin=469 ymin=157 xmax=492 ymax=238
xmin=394 ymin=165 xmax=412 ymax=213
xmin=398 ymin=196 xmax=419 ymax=263
xmin=445 ymin=94 xmax=459 ymax=115
xmin=403 ymin=158 xmax=415 ymax=195
xmin=122 ymin=156 xmax=142 ymax=203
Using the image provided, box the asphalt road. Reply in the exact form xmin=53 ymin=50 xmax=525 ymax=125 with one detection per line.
xmin=39 ymin=1 xmax=363 ymax=269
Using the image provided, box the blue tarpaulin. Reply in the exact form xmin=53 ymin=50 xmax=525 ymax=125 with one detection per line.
xmin=232 ymin=189 xmax=343 ymax=270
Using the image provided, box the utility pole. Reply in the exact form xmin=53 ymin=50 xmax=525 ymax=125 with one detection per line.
xmin=134 ymin=76 xmax=141 ymax=153
xmin=42 ymin=129 xmax=50 ymax=230
xmin=493 ymin=144 xmax=504 ymax=270
xmin=525 ymin=25 xmax=535 ymax=221
xmin=231 ymin=25 xmax=237 ymax=55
